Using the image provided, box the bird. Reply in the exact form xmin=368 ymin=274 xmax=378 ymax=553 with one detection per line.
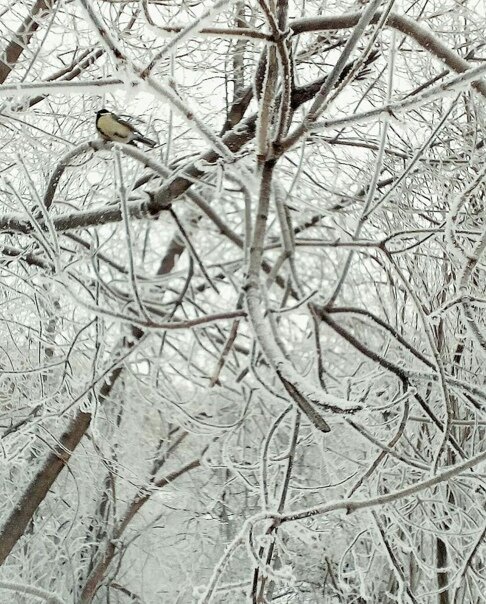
xmin=95 ymin=109 xmax=156 ymax=148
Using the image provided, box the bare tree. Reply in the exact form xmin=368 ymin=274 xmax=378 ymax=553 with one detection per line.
xmin=0 ymin=0 xmax=485 ymax=602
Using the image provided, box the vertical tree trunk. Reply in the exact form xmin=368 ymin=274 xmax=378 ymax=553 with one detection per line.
xmin=436 ymin=537 xmax=449 ymax=604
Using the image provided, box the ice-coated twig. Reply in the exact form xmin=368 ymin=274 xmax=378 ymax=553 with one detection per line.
xmin=168 ymin=207 xmax=220 ymax=294
xmin=17 ymin=154 xmax=60 ymax=261
xmin=255 ymin=45 xmax=278 ymax=159
xmin=282 ymin=0 xmax=383 ymax=149
xmin=0 ymin=580 xmax=64 ymax=604
xmin=363 ymin=97 xmax=460 ymax=220
xmin=245 ymin=162 xmax=361 ymax=432
xmin=200 ymin=443 xmax=486 ymax=602
xmin=43 ymin=141 xmax=94 ymax=210
xmin=444 ymin=165 xmax=486 ymax=264
xmin=0 ymin=77 xmax=125 ymax=97
xmin=327 ymin=0 xmax=395 ymax=106
xmin=114 ymin=148 xmax=151 ymax=323
xmin=458 ymin=226 xmax=486 ymax=352
xmin=253 ymin=408 xmax=301 ymax=600
xmin=450 ymin=522 xmax=486 ymax=603
xmin=141 ymin=0 xmax=239 ymax=77
xmin=291 ymin=11 xmax=486 ymax=98
xmin=256 ymin=0 xmax=293 ymax=143
xmin=312 ymin=71 xmax=480 ymax=135
xmin=325 ymin=32 xmax=395 ymax=306
xmin=4 ymin=178 xmax=58 ymax=268
xmin=382 ymin=252 xmax=454 ymax=473
xmin=78 ymin=0 xmax=236 ymax=162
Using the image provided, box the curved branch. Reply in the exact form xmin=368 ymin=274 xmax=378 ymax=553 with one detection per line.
xmin=281 ymin=443 xmax=486 ymax=522
xmin=0 ymin=54 xmax=388 ymax=236
xmin=291 ymin=11 xmax=486 ymax=98
xmin=200 ymin=445 xmax=486 ymax=601
xmin=43 ymin=142 xmax=95 ymax=210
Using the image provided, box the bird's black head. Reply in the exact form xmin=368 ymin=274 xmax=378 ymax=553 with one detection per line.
xmin=96 ymin=109 xmax=110 ymax=118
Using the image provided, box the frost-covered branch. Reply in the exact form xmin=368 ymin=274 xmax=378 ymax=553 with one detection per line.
xmin=79 ymin=452 xmax=205 ymax=603
xmin=291 ymin=11 xmax=486 ymax=98
xmin=200 ymin=446 xmax=486 ymax=600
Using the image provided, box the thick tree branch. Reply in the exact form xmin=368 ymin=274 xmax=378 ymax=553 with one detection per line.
xmin=0 ymin=0 xmax=56 ymax=84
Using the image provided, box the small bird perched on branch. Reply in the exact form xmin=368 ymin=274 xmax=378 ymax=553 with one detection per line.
xmin=95 ymin=109 xmax=156 ymax=147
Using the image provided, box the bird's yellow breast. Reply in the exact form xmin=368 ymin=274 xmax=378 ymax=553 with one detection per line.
xmin=97 ymin=114 xmax=131 ymax=140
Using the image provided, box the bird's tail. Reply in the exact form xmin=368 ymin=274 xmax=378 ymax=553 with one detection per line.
xmin=135 ymin=134 xmax=157 ymax=148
